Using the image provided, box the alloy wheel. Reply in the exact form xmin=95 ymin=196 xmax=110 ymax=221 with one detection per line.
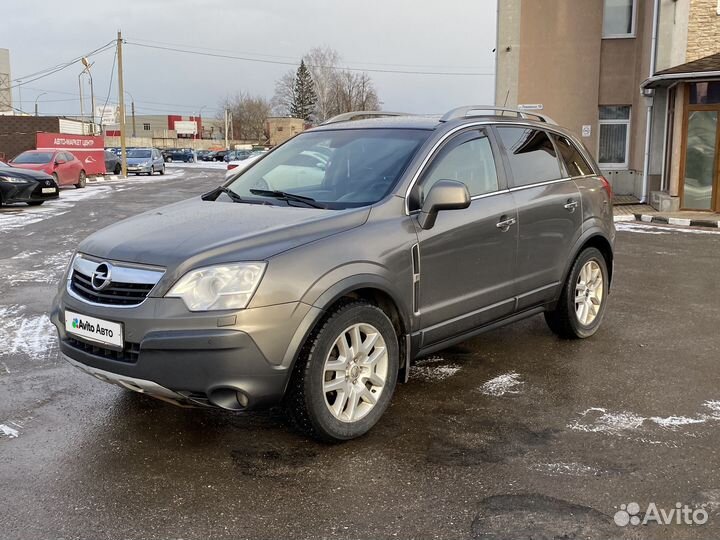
xmin=575 ymin=260 xmax=604 ymax=326
xmin=322 ymin=323 xmax=388 ymax=423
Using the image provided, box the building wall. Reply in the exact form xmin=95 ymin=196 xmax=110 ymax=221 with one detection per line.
xmin=494 ymin=0 xmax=521 ymax=108
xmin=686 ymin=0 xmax=720 ymax=62
xmin=266 ymin=117 xmax=305 ymax=147
xmin=656 ymin=0 xmax=690 ymax=71
xmin=0 ymin=116 xmax=60 ymax=160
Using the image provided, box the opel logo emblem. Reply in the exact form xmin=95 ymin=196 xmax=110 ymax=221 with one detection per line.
xmin=91 ymin=263 xmax=113 ymax=291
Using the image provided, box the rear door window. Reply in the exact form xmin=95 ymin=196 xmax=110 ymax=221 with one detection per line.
xmin=496 ymin=127 xmax=562 ymax=187
xmin=552 ymin=135 xmax=594 ymax=177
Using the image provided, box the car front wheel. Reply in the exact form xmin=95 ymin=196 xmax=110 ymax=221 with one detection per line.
xmin=285 ymin=300 xmax=399 ymax=442
xmin=545 ymin=247 xmax=609 ymax=339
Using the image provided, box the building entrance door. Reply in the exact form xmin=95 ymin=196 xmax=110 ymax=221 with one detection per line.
xmin=682 ymin=82 xmax=720 ymax=211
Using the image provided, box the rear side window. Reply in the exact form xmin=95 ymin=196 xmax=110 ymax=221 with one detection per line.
xmin=552 ymin=135 xmax=594 ymax=177
xmin=420 ymin=132 xmax=499 ymax=202
xmin=496 ymin=127 xmax=562 ymax=187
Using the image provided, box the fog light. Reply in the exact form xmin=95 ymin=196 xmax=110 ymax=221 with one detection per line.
xmin=236 ymin=392 xmax=249 ymax=408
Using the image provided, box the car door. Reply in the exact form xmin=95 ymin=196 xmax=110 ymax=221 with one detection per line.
xmin=411 ymin=128 xmax=518 ymax=347
xmin=495 ymin=126 xmax=583 ymax=310
xmin=55 ymin=152 xmax=72 ymax=185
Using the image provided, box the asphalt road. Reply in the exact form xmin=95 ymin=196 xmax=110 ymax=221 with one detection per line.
xmin=1 ymin=167 xmax=720 ymax=540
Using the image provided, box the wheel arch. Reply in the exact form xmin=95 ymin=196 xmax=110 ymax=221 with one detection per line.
xmin=564 ymin=229 xmax=614 ymax=291
xmin=281 ymin=276 xmax=411 ymax=391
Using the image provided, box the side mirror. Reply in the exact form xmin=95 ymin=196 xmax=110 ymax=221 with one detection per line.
xmin=417 ymin=179 xmax=470 ymax=230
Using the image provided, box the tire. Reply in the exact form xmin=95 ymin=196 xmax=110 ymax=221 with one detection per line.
xmin=26 ymin=201 xmax=44 ymax=206
xmin=147 ymin=167 xmax=154 ymax=176
xmin=545 ymin=247 xmax=609 ymax=339
xmin=113 ymin=163 xmax=121 ymax=175
xmin=159 ymin=165 xmax=165 ymax=175
xmin=285 ymin=300 xmax=399 ymax=442
xmin=75 ymin=170 xmax=86 ymax=189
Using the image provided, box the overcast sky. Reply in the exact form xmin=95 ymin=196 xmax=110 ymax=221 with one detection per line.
xmin=4 ymin=0 xmax=497 ymax=119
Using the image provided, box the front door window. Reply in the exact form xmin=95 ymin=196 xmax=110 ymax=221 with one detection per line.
xmin=683 ymin=111 xmax=717 ymax=210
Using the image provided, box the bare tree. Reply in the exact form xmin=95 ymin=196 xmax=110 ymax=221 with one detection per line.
xmin=221 ymin=92 xmax=272 ymax=142
xmin=270 ymin=70 xmax=295 ymax=116
xmin=303 ymin=46 xmax=342 ymax=122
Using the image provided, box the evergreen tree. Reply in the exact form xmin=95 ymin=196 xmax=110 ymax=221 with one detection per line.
xmin=289 ymin=60 xmax=317 ymax=121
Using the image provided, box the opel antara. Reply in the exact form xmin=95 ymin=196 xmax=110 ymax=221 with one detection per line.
xmin=51 ymin=106 xmax=615 ymax=442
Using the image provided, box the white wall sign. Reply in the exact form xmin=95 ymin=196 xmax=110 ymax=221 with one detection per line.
xmin=582 ymin=125 xmax=592 ymax=137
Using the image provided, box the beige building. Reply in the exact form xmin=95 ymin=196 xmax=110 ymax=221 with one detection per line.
xmin=266 ymin=117 xmax=305 ymax=147
xmin=496 ymin=0 xmax=720 ymax=212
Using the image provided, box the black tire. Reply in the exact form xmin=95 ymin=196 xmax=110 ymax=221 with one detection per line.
xmin=545 ymin=247 xmax=609 ymax=339
xmin=159 ymin=165 xmax=165 ymax=175
xmin=113 ymin=163 xmax=121 ymax=175
xmin=75 ymin=170 xmax=86 ymax=189
xmin=26 ymin=201 xmax=44 ymax=206
xmin=285 ymin=300 xmax=399 ymax=442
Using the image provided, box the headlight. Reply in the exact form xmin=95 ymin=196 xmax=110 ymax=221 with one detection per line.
xmin=0 ymin=176 xmax=28 ymax=184
xmin=166 ymin=262 xmax=266 ymax=311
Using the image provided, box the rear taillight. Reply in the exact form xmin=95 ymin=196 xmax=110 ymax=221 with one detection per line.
xmin=227 ymin=164 xmax=238 ymax=170
xmin=599 ymin=175 xmax=613 ymax=200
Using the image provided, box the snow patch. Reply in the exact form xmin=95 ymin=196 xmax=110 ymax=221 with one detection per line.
xmin=0 ymin=305 xmax=56 ymax=361
xmin=531 ymin=462 xmax=601 ymax=476
xmin=412 ymin=356 xmax=462 ymax=381
xmin=11 ymin=250 xmax=41 ymax=259
xmin=568 ymin=407 xmax=645 ymax=433
xmin=650 ymin=416 xmax=706 ymax=428
xmin=0 ymin=424 xmax=19 ymax=439
xmin=616 ymin=222 xmax=720 ymax=235
xmin=479 ymin=371 xmax=524 ymax=396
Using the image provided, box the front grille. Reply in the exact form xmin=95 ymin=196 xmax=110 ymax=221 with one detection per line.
xmin=70 ymin=269 xmax=154 ymax=306
xmin=66 ymin=336 xmax=140 ymax=364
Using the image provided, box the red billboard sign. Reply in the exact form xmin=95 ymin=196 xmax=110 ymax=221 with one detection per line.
xmin=36 ymin=132 xmax=106 ymax=175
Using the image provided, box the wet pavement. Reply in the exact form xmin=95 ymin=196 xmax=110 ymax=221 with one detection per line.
xmin=1 ymin=168 xmax=720 ymax=539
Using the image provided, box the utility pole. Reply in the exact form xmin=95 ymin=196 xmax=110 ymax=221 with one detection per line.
xmin=131 ymin=101 xmax=136 ymax=138
xmin=78 ymin=74 xmax=85 ymax=131
xmin=117 ymin=31 xmax=127 ymax=177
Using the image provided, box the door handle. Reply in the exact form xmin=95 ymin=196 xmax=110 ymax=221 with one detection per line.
xmin=496 ymin=216 xmax=516 ymax=231
xmin=564 ymin=200 xmax=579 ymax=211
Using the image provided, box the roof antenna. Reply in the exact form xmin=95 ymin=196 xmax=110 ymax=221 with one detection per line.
xmin=502 ymin=89 xmax=510 ymax=115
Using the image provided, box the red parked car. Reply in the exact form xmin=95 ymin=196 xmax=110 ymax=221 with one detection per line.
xmin=9 ymin=150 xmax=87 ymax=188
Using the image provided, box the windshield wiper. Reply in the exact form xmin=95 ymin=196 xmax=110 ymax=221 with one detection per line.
xmin=202 ymin=186 xmax=258 ymax=204
xmin=249 ymin=189 xmax=326 ymax=209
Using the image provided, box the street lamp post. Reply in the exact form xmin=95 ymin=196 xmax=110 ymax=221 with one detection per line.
xmin=197 ymin=105 xmax=207 ymax=139
xmin=125 ymin=90 xmax=136 ymax=138
xmin=81 ymin=57 xmax=96 ymax=134
xmin=34 ymin=92 xmax=47 ymax=116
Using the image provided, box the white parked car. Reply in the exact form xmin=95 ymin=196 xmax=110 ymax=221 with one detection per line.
xmin=224 ymin=154 xmax=263 ymax=180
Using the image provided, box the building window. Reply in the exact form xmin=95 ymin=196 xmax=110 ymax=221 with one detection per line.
xmin=602 ymin=0 xmax=636 ymax=38
xmin=598 ymin=106 xmax=631 ymax=168
xmin=143 ymin=123 xmax=151 ymax=131
xmin=689 ymin=82 xmax=720 ymax=104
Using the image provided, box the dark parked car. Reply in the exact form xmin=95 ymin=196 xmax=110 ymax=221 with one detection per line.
xmin=164 ymin=148 xmax=195 ymax=163
xmin=196 ymin=150 xmax=211 ymax=161
xmin=0 ymin=160 xmax=59 ymax=206
xmin=224 ymin=150 xmax=252 ymax=162
xmin=52 ymin=106 xmax=615 ymax=442
xmin=104 ymin=151 xmax=122 ymax=175
xmin=212 ymin=150 xmax=229 ymax=162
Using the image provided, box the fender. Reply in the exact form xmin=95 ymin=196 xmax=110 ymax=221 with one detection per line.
xmin=280 ymin=273 xmax=413 ymax=387
xmin=556 ymin=224 xmax=615 ymax=303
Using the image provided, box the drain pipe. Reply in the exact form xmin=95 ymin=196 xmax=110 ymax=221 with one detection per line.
xmin=641 ymin=0 xmax=661 ymax=203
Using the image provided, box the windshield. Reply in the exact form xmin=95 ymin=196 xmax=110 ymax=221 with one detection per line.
xmin=12 ymin=151 xmax=53 ymax=164
xmin=128 ymin=149 xmax=151 ymax=159
xmin=226 ymin=129 xmax=429 ymax=209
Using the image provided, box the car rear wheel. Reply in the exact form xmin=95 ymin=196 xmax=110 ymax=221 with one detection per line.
xmin=545 ymin=247 xmax=609 ymax=339
xmin=285 ymin=300 xmax=399 ymax=442
xmin=75 ymin=170 xmax=86 ymax=189
xmin=159 ymin=165 xmax=165 ymax=175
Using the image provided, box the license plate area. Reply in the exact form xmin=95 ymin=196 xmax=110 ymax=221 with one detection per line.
xmin=65 ymin=310 xmax=124 ymax=351
xmin=41 ymin=187 xmax=57 ymax=194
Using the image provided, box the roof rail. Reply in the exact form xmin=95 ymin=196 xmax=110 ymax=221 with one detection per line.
xmin=320 ymin=111 xmax=412 ymax=125
xmin=440 ymin=105 xmax=555 ymax=124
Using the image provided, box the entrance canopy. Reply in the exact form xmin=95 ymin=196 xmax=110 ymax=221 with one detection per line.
xmin=642 ymin=52 xmax=720 ymax=90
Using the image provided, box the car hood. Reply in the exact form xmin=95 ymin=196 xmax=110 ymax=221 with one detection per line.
xmin=0 ymin=166 xmax=53 ymax=182
xmin=78 ymin=197 xmax=370 ymax=279
xmin=8 ymin=163 xmax=50 ymax=173
xmin=127 ymin=157 xmax=151 ymax=165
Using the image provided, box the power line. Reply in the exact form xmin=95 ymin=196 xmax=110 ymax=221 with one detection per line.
xmin=128 ymin=36 xmax=490 ymax=71
xmin=125 ymin=41 xmax=493 ymax=76
xmin=10 ymin=42 xmax=116 ymax=90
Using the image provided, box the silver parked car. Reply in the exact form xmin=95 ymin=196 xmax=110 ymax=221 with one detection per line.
xmin=51 ymin=106 xmax=615 ymax=442
xmin=126 ymin=148 xmax=165 ymax=176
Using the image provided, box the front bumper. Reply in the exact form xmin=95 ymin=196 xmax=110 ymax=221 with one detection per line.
xmin=127 ymin=165 xmax=152 ymax=173
xmin=51 ymin=292 xmax=318 ymax=409
xmin=1 ymin=182 xmax=59 ymax=203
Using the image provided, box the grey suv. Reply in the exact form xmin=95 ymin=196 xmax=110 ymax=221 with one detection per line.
xmin=51 ymin=106 xmax=615 ymax=442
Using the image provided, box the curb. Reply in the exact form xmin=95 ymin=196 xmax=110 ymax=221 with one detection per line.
xmin=614 ymin=213 xmax=720 ymax=228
